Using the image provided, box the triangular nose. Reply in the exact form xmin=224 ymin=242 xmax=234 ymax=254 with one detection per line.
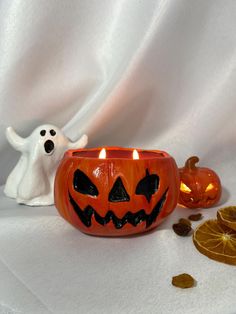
xmin=109 ymin=177 xmax=130 ymax=202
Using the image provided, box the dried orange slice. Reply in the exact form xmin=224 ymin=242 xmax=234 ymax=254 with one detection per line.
xmin=193 ymin=219 xmax=236 ymax=265
xmin=217 ymin=206 xmax=236 ymax=231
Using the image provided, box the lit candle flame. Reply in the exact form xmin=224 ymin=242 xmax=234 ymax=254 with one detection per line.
xmin=99 ymin=148 xmax=106 ymax=159
xmin=133 ymin=149 xmax=139 ymax=160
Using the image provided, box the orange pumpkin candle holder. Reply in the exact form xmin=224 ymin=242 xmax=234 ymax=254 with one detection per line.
xmin=178 ymin=156 xmax=222 ymax=209
xmin=54 ymin=147 xmax=180 ymax=236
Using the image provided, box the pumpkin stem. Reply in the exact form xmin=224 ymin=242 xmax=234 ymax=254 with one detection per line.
xmin=185 ymin=156 xmax=199 ymax=170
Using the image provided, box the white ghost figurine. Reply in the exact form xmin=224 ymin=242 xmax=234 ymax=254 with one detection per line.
xmin=4 ymin=124 xmax=88 ymax=206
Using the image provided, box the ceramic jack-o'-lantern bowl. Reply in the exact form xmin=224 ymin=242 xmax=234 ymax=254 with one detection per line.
xmin=54 ymin=147 xmax=180 ymax=236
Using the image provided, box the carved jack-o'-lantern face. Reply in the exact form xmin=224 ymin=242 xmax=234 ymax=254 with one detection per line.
xmin=178 ymin=156 xmax=222 ymax=209
xmin=54 ymin=147 xmax=180 ymax=236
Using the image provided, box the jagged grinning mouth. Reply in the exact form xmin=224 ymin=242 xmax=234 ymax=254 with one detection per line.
xmin=183 ymin=195 xmax=216 ymax=203
xmin=68 ymin=188 xmax=168 ymax=229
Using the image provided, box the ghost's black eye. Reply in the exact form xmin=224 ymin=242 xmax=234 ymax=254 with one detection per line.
xmin=73 ymin=169 xmax=98 ymax=196
xmin=135 ymin=169 xmax=159 ymax=202
xmin=109 ymin=177 xmax=130 ymax=202
xmin=40 ymin=130 xmax=46 ymax=136
xmin=50 ymin=129 xmax=56 ymax=136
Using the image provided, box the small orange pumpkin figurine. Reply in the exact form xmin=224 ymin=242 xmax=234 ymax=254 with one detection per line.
xmin=178 ymin=156 xmax=221 ymax=209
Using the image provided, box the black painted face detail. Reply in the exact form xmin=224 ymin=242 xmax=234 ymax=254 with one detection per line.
xmin=73 ymin=169 xmax=99 ymax=196
xmin=50 ymin=129 xmax=56 ymax=136
xmin=44 ymin=140 xmax=54 ymax=154
xmin=135 ymin=169 xmax=159 ymax=203
xmin=40 ymin=130 xmax=46 ymax=136
xmin=109 ymin=177 xmax=130 ymax=202
xmin=69 ymin=188 xmax=168 ymax=229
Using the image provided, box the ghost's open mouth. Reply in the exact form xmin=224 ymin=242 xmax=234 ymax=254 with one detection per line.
xmin=44 ymin=140 xmax=54 ymax=154
xmin=68 ymin=188 xmax=168 ymax=229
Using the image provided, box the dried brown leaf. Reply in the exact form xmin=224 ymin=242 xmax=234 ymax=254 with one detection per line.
xmin=188 ymin=213 xmax=203 ymax=221
xmin=179 ymin=218 xmax=191 ymax=227
xmin=172 ymin=273 xmax=195 ymax=289
xmin=172 ymin=223 xmax=192 ymax=236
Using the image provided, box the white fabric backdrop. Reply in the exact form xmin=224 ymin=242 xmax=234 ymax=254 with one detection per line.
xmin=1 ymin=0 xmax=236 ymax=184
xmin=0 ymin=1 xmax=236 ymax=313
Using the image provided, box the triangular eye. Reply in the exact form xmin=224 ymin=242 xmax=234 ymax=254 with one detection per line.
xmin=109 ymin=177 xmax=130 ymax=202
xmin=73 ymin=169 xmax=98 ymax=196
xmin=180 ymin=182 xmax=191 ymax=194
xmin=135 ymin=169 xmax=159 ymax=202
xmin=205 ymin=183 xmax=214 ymax=192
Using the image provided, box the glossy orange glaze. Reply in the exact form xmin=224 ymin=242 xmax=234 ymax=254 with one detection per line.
xmin=178 ymin=156 xmax=222 ymax=209
xmin=54 ymin=147 xmax=180 ymax=236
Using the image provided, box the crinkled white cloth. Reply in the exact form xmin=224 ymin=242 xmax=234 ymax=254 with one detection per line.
xmin=0 ymin=186 xmax=236 ymax=314
xmin=0 ymin=0 xmax=236 ymax=183
xmin=0 ymin=0 xmax=236 ymax=313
